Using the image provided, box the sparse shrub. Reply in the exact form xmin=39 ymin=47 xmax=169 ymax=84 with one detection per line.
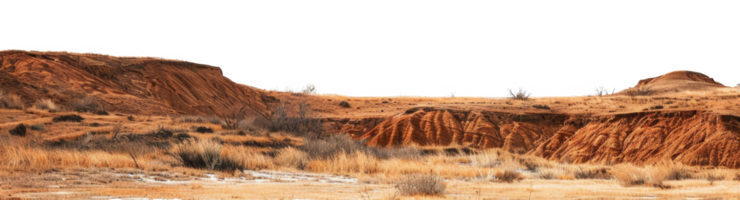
xmin=0 ymin=91 xmax=23 ymax=110
xmin=447 ymin=90 xmax=457 ymax=97
xmin=300 ymin=134 xmax=389 ymax=160
xmin=536 ymin=170 xmax=558 ymax=180
xmin=9 ymin=124 xmax=27 ymax=137
xmin=30 ymin=124 xmax=45 ymax=131
xmin=532 ymin=104 xmax=550 ymax=110
xmin=611 ymin=165 xmax=668 ymax=188
xmin=507 ymin=88 xmax=531 ymax=100
xmin=34 ymin=99 xmax=57 ymax=112
xmin=263 ymin=104 xmax=322 ymax=137
xmin=397 ymin=174 xmax=446 ymax=196
xmin=273 ymin=147 xmax=309 ymax=170
xmin=94 ymin=110 xmax=109 ymax=115
xmin=127 ymin=116 xmax=135 ymax=121
xmin=705 ymin=172 xmax=724 ymax=185
xmin=496 ymin=169 xmax=523 ymax=183
xmin=72 ymin=95 xmax=105 ymax=113
xmin=52 ymin=114 xmax=84 ymax=122
xmin=665 ymin=165 xmax=693 ymax=180
xmin=195 ymin=126 xmax=213 ymax=134
xmin=150 ymin=126 xmax=175 ymax=138
xmin=172 ymin=139 xmax=244 ymax=172
xmin=593 ymin=85 xmax=613 ymax=96
xmin=625 ymin=86 xmax=654 ymax=96
xmin=301 ymin=84 xmax=317 ymax=94
xmin=574 ymin=168 xmax=611 ymax=179
xmin=339 ymin=101 xmax=350 ymax=108
xmin=175 ymin=133 xmax=192 ymax=141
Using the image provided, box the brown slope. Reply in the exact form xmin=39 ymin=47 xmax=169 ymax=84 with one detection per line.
xmin=621 ymin=70 xmax=725 ymax=95
xmin=0 ymin=51 xmax=267 ymax=116
xmin=531 ymin=111 xmax=740 ymax=168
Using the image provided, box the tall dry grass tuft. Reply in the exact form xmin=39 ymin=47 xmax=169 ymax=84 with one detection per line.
xmin=0 ymin=90 xmax=23 ymax=110
xmin=300 ymin=134 xmax=390 ymax=160
xmin=660 ymin=161 xmax=693 ymax=180
xmin=34 ymin=98 xmax=57 ymax=112
xmin=72 ymin=95 xmax=104 ymax=113
xmin=273 ymin=147 xmax=309 ymax=170
xmin=0 ymin=136 xmax=140 ymax=171
xmin=611 ymin=164 xmax=669 ymax=188
xmin=397 ymin=174 xmax=446 ymax=196
xmin=171 ymin=139 xmax=244 ymax=172
xmin=306 ymin=151 xmax=379 ymax=174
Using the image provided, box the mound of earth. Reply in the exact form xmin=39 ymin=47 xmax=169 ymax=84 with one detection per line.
xmin=620 ymin=71 xmax=725 ymax=95
xmin=0 ymin=51 xmax=268 ymax=116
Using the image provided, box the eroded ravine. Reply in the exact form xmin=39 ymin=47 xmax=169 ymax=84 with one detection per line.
xmin=326 ymin=108 xmax=740 ymax=168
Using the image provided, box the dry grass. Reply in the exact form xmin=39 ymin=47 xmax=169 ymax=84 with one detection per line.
xmin=611 ymin=164 xmax=670 ymax=188
xmin=397 ymin=174 xmax=446 ymax=196
xmin=33 ymin=99 xmax=57 ymax=112
xmin=171 ymin=139 xmax=244 ymax=172
xmin=0 ymin=136 xmax=140 ymax=172
xmin=0 ymin=91 xmax=23 ymax=110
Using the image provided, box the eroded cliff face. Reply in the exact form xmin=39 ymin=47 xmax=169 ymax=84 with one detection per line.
xmin=334 ymin=107 xmax=740 ymax=168
xmin=355 ymin=108 xmax=567 ymax=153
xmin=533 ymin=111 xmax=740 ymax=168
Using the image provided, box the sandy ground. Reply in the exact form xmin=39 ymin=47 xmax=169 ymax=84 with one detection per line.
xmin=4 ymin=168 xmax=740 ymax=200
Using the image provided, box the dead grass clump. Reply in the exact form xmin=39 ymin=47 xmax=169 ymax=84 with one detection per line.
xmin=397 ymin=174 xmax=446 ymax=196
xmin=574 ymin=168 xmax=611 ymax=180
xmin=172 ymin=139 xmax=244 ymax=172
xmin=9 ymin=124 xmax=27 ymax=137
xmin=611 ymin=164 xmax=668 ymax=188
xmin=30 ymin=124 xmax=45 ymax=131
xmin=52 ymin=114 xmax=84 ymax=122
xmin=306 ymin=151 xmax=379 ymax=174
xmin=704 ymin=172 xmax=725 ymax=185
xmin=496 ymin=169 xmax=523 ymax=183
xmin=625 ymin=86 xmax=654 ymax=96
xmin=273 ymin=147 xmax=309 ymax=170
xmin=535 ymin=169 xmax=558 ymax=180
xmin=178 ymin=115 xmax=223 ymax=124
xmin=72 ymin=95 xmax=104 ymax=113
xmin=194 ymin=126 xmax=214 ymax=134
xmin=507 ymin=88 xmax=531 ymax=100
xmin=34 ymin=99 xmax=57 ymax=112
xmin=263 ymin=104 xmax=323 ymax=137
xmin=299 ymin=134 xmax=388 ymax=160
xmin=663 ymin=163 xmax=693 ymax=181
xmin=0 ymin=91 xmax=23 ymax=110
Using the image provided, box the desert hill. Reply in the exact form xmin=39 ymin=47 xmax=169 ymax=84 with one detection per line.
xmin=620 ymin=71 xmax=726 ymax=95
xmin=2 ymin=51 xmax=740 ymax=168
xmin=0 ymin=50 xmax=268 ymax=116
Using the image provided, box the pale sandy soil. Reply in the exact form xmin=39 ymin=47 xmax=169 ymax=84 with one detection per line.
xmin=5 ymin=169 xmax=740 ymax=200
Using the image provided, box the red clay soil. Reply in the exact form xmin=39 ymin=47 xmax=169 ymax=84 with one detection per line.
xmin=0 ymin=51 xmax=268 ymax=116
